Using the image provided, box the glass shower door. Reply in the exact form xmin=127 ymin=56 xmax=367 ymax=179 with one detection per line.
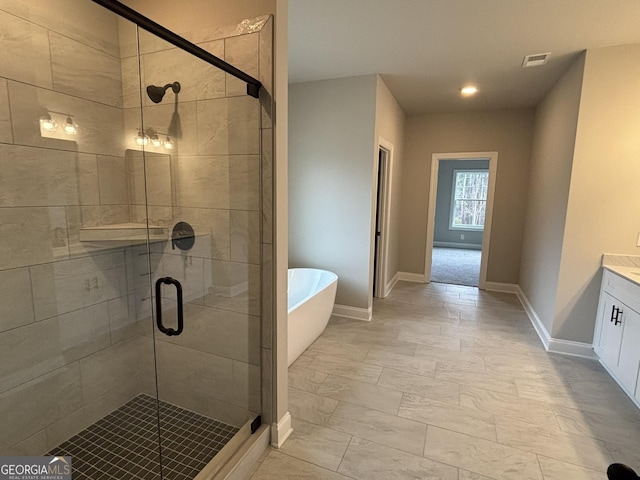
xmin=134 ymin=25 xmax=263 ymax=478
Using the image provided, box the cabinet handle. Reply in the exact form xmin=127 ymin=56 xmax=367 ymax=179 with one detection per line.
xmin=612 ymin=306 xmax=623 ymax=326
xmin=610 ymin=305 xmax=617 ymax=323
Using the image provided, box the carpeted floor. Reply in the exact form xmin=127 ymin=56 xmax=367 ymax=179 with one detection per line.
xmin=430 ymin=247 xmax=481 ymax=286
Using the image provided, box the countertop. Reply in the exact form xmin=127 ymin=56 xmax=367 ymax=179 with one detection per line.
xmin=602 ymin=254 xmax=640 ymax=287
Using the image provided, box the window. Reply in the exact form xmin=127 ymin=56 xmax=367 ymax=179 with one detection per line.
xmin=450 ymin=169 xmax=489 ymax=230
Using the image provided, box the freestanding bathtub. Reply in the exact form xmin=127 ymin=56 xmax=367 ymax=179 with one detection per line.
xmin=288 ymin=268 xmax=338 ymax=366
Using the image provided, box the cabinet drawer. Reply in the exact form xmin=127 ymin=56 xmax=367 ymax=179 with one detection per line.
xmin=603 ymin=270 xmax=640 ymax=313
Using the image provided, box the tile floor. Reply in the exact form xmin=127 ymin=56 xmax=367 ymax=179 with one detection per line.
xmin=250 ymin=281 xmax=640 ymax=480
xmin=48 ymin=394 xmax=238 ymax=479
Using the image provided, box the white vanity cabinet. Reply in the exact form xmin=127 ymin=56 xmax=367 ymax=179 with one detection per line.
xmin=594 ymin=268 xmax=640 ymax=406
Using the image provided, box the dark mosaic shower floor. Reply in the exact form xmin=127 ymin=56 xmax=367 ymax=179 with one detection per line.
xmin=47 ymin=394 xmax=239 ymax=480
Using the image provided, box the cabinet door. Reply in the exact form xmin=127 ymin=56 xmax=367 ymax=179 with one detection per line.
xmin=618 ymin=307 xmax=640 ymax=394
xmin=596 ymin=292 xmax=624 ymax=369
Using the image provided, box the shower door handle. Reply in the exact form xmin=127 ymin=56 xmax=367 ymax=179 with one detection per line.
xmin=155 ymin=277 xmax=184 ymax=336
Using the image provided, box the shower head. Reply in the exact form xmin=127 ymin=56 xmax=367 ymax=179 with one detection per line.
xmin=146 ymin=81 xmax=181 ymax=104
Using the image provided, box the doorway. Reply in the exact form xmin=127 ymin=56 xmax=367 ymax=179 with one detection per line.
xmin=425 ymin=152 xmax=498 ymax=289
xmin=373 ymin=140 xmax=393 ymax=298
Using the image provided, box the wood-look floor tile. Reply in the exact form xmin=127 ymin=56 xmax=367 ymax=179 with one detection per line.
xmin=364 ymin=349 xmax=436 ymax=378
xmin=424 ymin=426 xmax=543 ymax=480
xmin=494 ymin=416 xmax=614 ymax=472
xmin=315 ymin=374 xmax=403 ymax=415
xmin=399 ymin=393 xmax=497 ymax=441
xmin=288 ymin=365 xmax=328 ymax=394
xmin=536 ymin=455 xmax=604 ymax=480
xmin=326 ymin=402 xmax=427 ymax=456
xmin=307 ymin=354 xmax=383 ymax=384
xmin=250 ymin=450 xmax=351 ymax=480
xmin=279 ymin=418 xmax=351 ymax=471
xmin=288 ymin=388 xmax=338 ymax=426
xmin=338 ymin=436 xmax=458 ymax=480
xmin=377 ymin=368 xmax=460 ymax=404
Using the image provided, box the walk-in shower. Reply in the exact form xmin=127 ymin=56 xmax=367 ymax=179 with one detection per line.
xmin=0 ymin=0 xmax=274 ymax=478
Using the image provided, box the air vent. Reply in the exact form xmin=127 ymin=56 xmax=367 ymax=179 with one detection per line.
xmin=522 ymin=52 xmax=551 ymax=68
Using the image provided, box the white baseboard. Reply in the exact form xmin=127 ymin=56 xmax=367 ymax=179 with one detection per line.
xmin=433 ymin=241 xmax=482 ymax=250
xmin=398 ymin=272 xmax=426 ymax=283
xmin=516 ymin=286 xmax=551 ymax=350
xmin=516 ymin=286 xmax=596 ymax=359
xmin=384 ymin=272 xmax=399 ymax=297
xmin=270 ymin=412 xmax=292 ymax=448
xmin=483 ymin=282 xmax=518 ymax=293
xmin=332 ymin=304 xmax=372 ymax=322
xmin=548 ymin=338 xmax=596 ymax=359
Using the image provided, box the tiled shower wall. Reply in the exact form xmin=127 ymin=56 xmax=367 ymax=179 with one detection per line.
xmin=0 ymin=0 xmax=273 ymax=458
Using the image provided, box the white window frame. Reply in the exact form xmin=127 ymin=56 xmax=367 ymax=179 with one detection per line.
xmin=449 ymin=169 xmax=489 ymax=231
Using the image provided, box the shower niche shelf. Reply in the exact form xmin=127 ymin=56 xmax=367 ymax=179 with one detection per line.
xmin=79 ymin=223 xmax=169 ymax=246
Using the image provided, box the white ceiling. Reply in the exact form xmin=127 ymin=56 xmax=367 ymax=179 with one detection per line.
xmin=288 ymin=0 xmax=640 ymax=115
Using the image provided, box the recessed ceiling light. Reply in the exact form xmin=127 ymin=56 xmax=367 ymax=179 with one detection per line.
xmin=460 ymin=86 xmax=478 ymax=97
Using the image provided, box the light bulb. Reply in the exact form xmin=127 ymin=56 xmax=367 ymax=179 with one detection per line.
xmin=135 ymin=130 xmax=149 ymax=146
xmin=150 ymin=133 xmax=161 ymax=148
xmin=39 ymin=115 xmax=57 ymax=132
xmin=164 ymin=136 xmax=174 ymax=150
xmin=63 ymin=116 xmax=77 ymax=135
xmin=460 ymin=85 xmax=478 ymax=97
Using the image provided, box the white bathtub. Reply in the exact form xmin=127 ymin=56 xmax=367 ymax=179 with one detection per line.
xmin=288 ymin=268 xmax=338 ymax=366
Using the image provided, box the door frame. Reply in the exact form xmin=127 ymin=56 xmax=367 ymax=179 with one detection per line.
xmin=373 ymin=137 xmax=394 ymax=298
xmin=424 ymin=151 xmax=498 ymax=289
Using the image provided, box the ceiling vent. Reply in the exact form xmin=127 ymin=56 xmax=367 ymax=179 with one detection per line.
xmin=522 ymin=52 xmax=551 ymax=68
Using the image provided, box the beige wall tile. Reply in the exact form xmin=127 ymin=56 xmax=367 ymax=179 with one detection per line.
xmin=225 ymin=33 xmax=259 ymax=97
xmin=155 ymin=303 xmax=259 ymax=364
xmin=0 ymin=303 xmax=111 ymax=394
xmin=0 ymin=363 xmax=83 ymax=452
xmin=98 ymin=156 xmax=129 ymax=205
xmin=0 ymin=267 xmax=35 ymax=333
xmin=50 ymin=32 xmax=122 ymax=107
xmin=204 ymin=260 xmax=260 ymax=315
xmin=0 ymin=0 xmax=120 ymax=57
xmin=175 ymin=155 xmax=229 ymax=208
xmin=46 ymin=375 xmax=141 ymax=449
xmin=155 ymin=341 xmax=235 ymax=405
xmin=142 ymin=41 xmax=225 ymax=105
xmin=0 ymin=206 xmax=69 ymax=270
xmin=121 ymin=56 xmax=142 ymax=109
xmin=123 ymin=102 xmax=198 ymax=154
xmin=197 ymin=97 xmax=260 ymax=155
xmin=0 ymin=78 xmax=12 ymax=144
xmin=0 ymin=144 xmax=98 ymax=207
xmin=30 ymin=252 xmax=127 ymax=320
xmin=8 ymin=81 xmax=123 ymax=157
xmin=230 ymin=210 xmax=260 ymax=264
xmin=0 ymin=9 xmax=52 ymax=88
xmin=229 ymin=155 xmax=260 ymax=210
xmin=79 ymin=335 xmax=154 ymax=404
xmin=126 ymin=150 xmax=173 ymax=206
xmin=0 ymin=430 xmax=48 ymax=457
xmin=172 ymin=207 xmax=231 ymax=260
xmin=233 ymin=359 xmax=261 ymax=412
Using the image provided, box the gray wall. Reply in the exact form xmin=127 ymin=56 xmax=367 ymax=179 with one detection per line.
xmin=289 ymin=75 xmax=377 ymax=310
xmin=434 ymin=159 xmax=489 ymax=248
xmin=519 ymin=54 xmax=585 ymax=336
xmin=399 ymin=108 xmax=535 ymax=284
